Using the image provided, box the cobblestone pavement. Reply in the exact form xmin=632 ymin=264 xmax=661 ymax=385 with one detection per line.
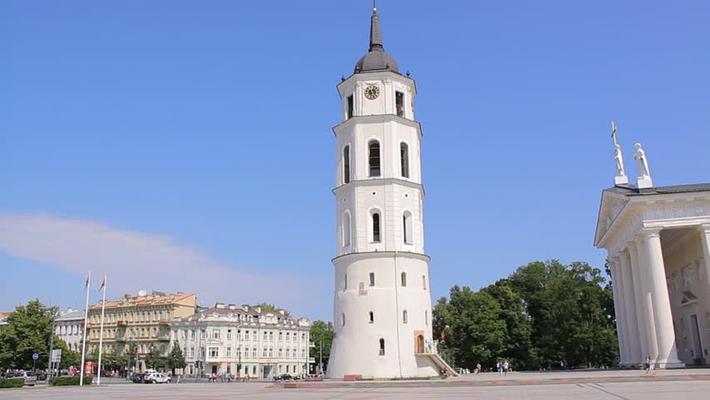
xmin=3 ymin=370 xmax=710 ymax=399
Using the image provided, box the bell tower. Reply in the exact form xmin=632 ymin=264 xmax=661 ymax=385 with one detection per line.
xmin=327 ymin=6 xmax=452 ymax=379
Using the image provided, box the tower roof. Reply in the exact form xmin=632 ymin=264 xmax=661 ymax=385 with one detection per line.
xmin=354 ymin=6 xmax=399 ymax=74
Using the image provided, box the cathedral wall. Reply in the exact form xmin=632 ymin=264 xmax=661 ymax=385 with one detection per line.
xmin=663 ymin=231 xmax=710 ymax=365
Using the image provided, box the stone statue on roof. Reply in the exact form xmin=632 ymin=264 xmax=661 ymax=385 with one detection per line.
xmin=611 ymin=121 xmax=628 ymax=185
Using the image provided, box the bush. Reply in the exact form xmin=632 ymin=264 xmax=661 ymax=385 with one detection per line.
xmin=0 ymin=378 xmax=25 ymax=388
xmin=49 ymin=376 xmax=89 ymax=386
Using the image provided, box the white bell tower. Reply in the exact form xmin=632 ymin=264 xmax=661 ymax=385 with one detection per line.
xmin=326 ymin=6 xmax=451 ymax=379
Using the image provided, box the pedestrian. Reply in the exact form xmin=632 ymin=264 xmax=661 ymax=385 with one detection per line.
xmin=503 ymin=360 xmax=509 ymax=375
xmin=645 ymin=355 xmax=655 ymax=375
xmin=476 ymin=363 xmax=481 ymax=374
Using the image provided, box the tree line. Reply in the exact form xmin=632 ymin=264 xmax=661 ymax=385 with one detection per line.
xmin=433 ymin=260 xmax=618 ymax=371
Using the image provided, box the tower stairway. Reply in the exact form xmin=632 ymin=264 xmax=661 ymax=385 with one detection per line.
xmin=415 ymin=353 xmax=458 ymax=377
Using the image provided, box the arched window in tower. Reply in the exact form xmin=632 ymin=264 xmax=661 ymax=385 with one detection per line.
xmin=368 ymin=140 xmax=381 ymax=177
xmin=403 ymin=211 xmax=413 ymax=244
xmin=347 ymin=95 xmax=354 ymax=119
xmin=343 ymin=211 xmax=351 ymax=247
xmin=401 ymin=272 xmax=407 ymax=287
xmin=400 ymin=142 xmax=409 ymax=178
xmin=422 ymin=275 xmax=427 ymax=290
xmin=372 ymin=212 xmax=381 ymax=242
xmin=402 ymin=310 xmax=408 ymax=324
xmin=369 ymin=272 xmax=375 ymax=287
xmin=395 ymin=91 xmax=405 ymax=117
xmin=341 ymin=313 xmax=346 ymax=327
xmin=379 ymin=338 xmax=385 ymax=356
xmin=343 ymin=145 xmax=351 ymax=184
xmin=369 ymin=311 xmax=374 ymax=324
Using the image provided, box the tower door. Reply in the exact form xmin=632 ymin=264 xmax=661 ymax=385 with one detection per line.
xmin=689 ymin=314 xmax=703 ymax=364
xmin=416 ymin=334 xmax=425 ymax=354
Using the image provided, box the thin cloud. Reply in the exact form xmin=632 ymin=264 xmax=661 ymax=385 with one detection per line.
xmin=0 ymin=213 xmax=322 ymax=317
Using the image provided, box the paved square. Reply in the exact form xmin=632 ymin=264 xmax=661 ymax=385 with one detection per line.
xmin=3 ymin=370 xmax=710 ymax=399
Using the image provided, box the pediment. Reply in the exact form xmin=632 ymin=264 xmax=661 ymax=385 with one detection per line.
xmin=594 ymin=190 xmax=630 ymax=247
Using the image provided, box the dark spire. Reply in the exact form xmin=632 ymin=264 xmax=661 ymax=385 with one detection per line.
xmin=354 ymin=2 xmax=399 ymax=74
xmin=369 ymin=4 xmax=383 ymax=51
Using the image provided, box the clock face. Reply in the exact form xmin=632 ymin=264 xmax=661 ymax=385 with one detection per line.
xmin=364 ymin=85 xmax=380 ymax=100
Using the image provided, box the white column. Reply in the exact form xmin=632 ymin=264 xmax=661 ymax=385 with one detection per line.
xmin=640 ymin=228 xmax=684 ymax=368
xmin=700 ymin=224 xmax=710 ymax=287
xmin=628 ymin=240 xmax=651 ymax=363
xmin=619 ymin=249 xmax=642 ymax=364
xmin=635 ymin=236 xmax=660 ymax=361
xmin=609 ymin=257 xmax=630 ymax=365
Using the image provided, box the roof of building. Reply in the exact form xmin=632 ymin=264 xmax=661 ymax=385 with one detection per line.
xmin=354 ymin=7 xmax=399 ymax=74
xmin=89 ymin=291 xmax=196 ymax=310
xmin=0 ymin=311 xmax=12 ymax=320
xmin=56 ymin=309 xmax=85 ymax=321
xmin=177 ymin=303 xmax=308 ymax=327
xmin=605 ymin=183 xmax=710 ymax=197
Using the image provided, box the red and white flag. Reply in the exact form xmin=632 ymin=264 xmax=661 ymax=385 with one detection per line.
xmin=98 ymin=276 xmax=106 ymax=292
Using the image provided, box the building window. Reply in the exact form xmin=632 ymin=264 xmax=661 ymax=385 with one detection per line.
xmin=401 ymin=272 xmax=407 ymax=287
xmin=395 ymin=91 xmax=404 ymax=117
xmin=343 ymin=212 xmax=351 ymax=247
xmin=369 ymin=272 xmax=375 ymax=287
xmin=403 ymin=310 xmax=408 ymax=324
xmin=403 ymin=211 xmax=413 ymax=244
xmin=369 ymin=311 xmax=374 ymax=324
xmin=341 ymin=313 xmax=346 ymax=327
xmin=347 ymin=95 xmax=354 ymax=119
xmin=422 ymin=275 xmax=427 ymax=290
xmin=209 ymin=347 xmax=219 ymax=358
xmin=368 ymin=140 xmax=381 ymax=177
xmin=343 ymin=145 xmax=351 ymax=184
xmin=252 ymin=348 xmax=257 ymax=358
xmin=212 ymin=329 xmax=220 ymax=339
xmin=400 ymin=142 xmax=409 ymax=178
xmin=372 ymin=212 xmax=381 ymax=242
xmin=425 ymin=310 xmax=428 ymax=326
xmin=379 ymin=338 xmax=385 ymax=356
xmin=227 ymin=329 xmax=232 ymax=340
xmin=226 ymin=347 xmax=231 ymax=357
xmin=344 ymin=273 xmax=348 ymax=291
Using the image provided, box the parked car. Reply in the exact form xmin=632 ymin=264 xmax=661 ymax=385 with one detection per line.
xmin=144 ymin=372 xmax=170 ymax=384
xmin=131 ymin=373 xmax=145 ymax=383
xmin=9 ymin=371 xmax=37 ymax=386
xmin=273 ymin=373 xmax=293 ymax=381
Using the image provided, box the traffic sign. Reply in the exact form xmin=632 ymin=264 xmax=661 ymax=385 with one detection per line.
xmin=32 ymin=352 xmax=39 ymax=361
xmin=51 ymin=349 xmax=62 ymax=363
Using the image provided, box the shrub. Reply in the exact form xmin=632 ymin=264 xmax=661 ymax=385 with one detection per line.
xmin=49 ymin=376 xmax=89 ymax=386
xmin=0 ymin=378 xmax=25 ymax=388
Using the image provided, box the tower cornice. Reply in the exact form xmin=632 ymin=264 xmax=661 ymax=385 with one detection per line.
xmin=332 ymin=177 xmax=425 ymax=197
xmin=332 ymin=250 xmax=430 ymax=265
xmin=332 ymin=114 xmax=423 ymax=138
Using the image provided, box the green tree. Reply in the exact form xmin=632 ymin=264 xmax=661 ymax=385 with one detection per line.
xmin=434 ymin=286 xmax=507 ymax=369
xmin=255 ymin=303 xmax=289 ymax=316
xmin=434 ymin=260 xmax=618 ymax=371
xmin=0 ymin=300 xmax=57 ymax=369
xmin=309 ymin=320 xmax=333 ymax=372
xmin=167 ymin=341 xmax=186 ymax=375
xmin=508 ymin=260 xmax=617 ymax=369
xmin=144 ymin=345 xmax=167 ymax=370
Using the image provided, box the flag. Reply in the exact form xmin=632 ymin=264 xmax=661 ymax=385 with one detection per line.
xmin=98 ymin=276 xmax=106 ymax=292
xmin=85 ymin=274 xmax=90 ymax=289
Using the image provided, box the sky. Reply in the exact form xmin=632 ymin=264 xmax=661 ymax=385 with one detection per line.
xmin=1 ymin=1 xmax=709 ymax=322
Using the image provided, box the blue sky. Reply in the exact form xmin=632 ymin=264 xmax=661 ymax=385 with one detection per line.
xmin=1 ymin=1 xmax=709 ymax=322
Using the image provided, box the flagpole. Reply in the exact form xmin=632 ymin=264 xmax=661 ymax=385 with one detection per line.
xmin=79 ymin=271 xmax=91 ymax=386
xmin=97 ymin=276 xmax=107 ymax=385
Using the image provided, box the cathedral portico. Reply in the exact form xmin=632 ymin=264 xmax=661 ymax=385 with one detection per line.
xmin=595 ymin=125 xmax=710 ymax=368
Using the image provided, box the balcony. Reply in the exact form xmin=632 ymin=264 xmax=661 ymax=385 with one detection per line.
xmin=117 ymin=320 xmax=128 ymax=327
xmin=158 ymin=319 xmax=171 ymax=326
xmin=157 ymin=335 xmax=170 ymax=342
xmin=115 ymin=337 xmax=127 ymax=343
